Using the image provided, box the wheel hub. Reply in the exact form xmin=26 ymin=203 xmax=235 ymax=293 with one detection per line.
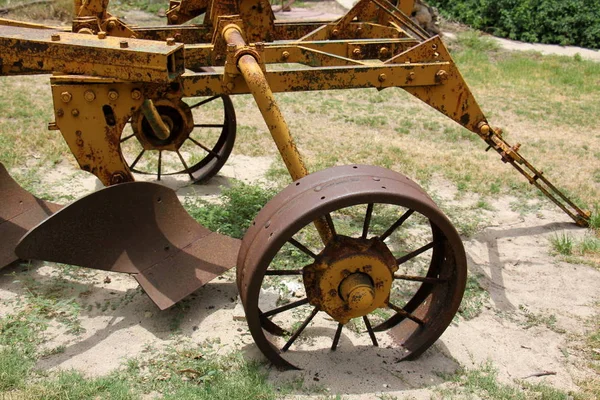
xmin=131 ymin=99 xmax=193 ymax=151
xmin=303 ymin=235 xmax=398 ymax=324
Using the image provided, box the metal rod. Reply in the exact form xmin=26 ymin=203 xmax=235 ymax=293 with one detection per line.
xmin=224 ymin=24 xmax=333 ymax=244
xmin=262 ymin=298 xmax=309 ymax=318
xmin=140 ymin=99 xmax=170 ymax=140
xmin=331 ymin=323 xmax=343 ymax=351
xmin=380 ymin=209 xmax=414 ymax=241
xmin=394 ymin=274 xmax=445 ymax=284
xmin=288 ymin=238 xmax=317 ymax=259
xmin=396 ymin=242 xmax=435 ymax=266
xmin=362 ymin=203 xmax=374 ymax=239
xmin=363 ymin=316 xmax=379 ymax=347
xmin=265 ymin=269 xmax=303 ymax=276
xmin=282 ymin=307 xmax=319 ymax=351
xmin=188 ymin=137 xmax=220 ymax=159
xmin=157 ymin=150 xmax=162 ymax=181
xmin=176 ymin=150 xmax=194 ymax=180
xmin=129 ymin=149 xmax=145 ymax=170
xmin=189 ymin=95 xmax=220 ymax=109
xmin=388 ymin=302 xmax=424 ymax=325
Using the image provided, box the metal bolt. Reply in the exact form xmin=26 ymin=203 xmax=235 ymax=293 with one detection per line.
xmin=51 ymin=34 xmax=60 ymax=41
xmin=47 ymin=122 xmax=58 ymax=130
xmin=170 ymin=14 xmax=179 ymax=22
xmin=378 ymin=73 xmax=387 ymax=82
xmin=84 ymin=90 xmax=96 ymax=102
xmin=131 ymin=89 xmax=142 ymax=100
xmin=281 ymin=51 xmax=290 ymax=60
xmin=328 ymin=289 xmax=337 ymax=297
xmin=108 ymin=90 xmax=119 ymax=101
xmin=97 ymin=31 xmax=107 ymax=39
xmin=331 ymin=29 xmax=339 ymax=37
xmin=204 ymin=33 xmax=212 ymax=42
xmin=227 ymin=43 xmax=237 ymax=53
xmin=379 ymin=47 xmax=389 ymax=58
xmin=226 ymin=82 xmax=235 ymax=91
xmin=352 ymin=48 xmax=361 ymax=58
xmin=119 ymin=40 xmax=128 ymax=49
xmin=56 ymin=109 xmax=64 ymax=117
xmin=478 ymin=123 xmax=490 ymax=136
xmin=435 ymin=69 xmax=449 ymax=82
xmin=60 ymin=92 xmax=72 ymax=103
xmin=71 ymin=109 xmax=80 ymax=117
xmin=111 ymin=172 xmax=127 ymax=184
xmin=107 ymin=21 xmax=116 ymax=31
xmin=215 ymin=55 xmax=223 ymax=62
xmin=408 ymin=72 xmax=415 ymax=81
xmin=166 ymin=37 xmax=176 ymax=46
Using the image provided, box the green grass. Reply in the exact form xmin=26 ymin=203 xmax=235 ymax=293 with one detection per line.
xmin=457 ymin=273 xmax=488 ymax=320
xmin=184 ymin=182 xmax=276 ymax=239
xmin=550 ymin=233 xmax=574 ymax=256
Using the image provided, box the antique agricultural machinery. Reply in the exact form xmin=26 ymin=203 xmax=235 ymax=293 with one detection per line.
xmin=0 ymin=0 xmax=591 ymax=369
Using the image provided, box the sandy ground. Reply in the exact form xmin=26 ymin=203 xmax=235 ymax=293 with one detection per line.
xmin=1 ymin=153 xmax=599 ymax=398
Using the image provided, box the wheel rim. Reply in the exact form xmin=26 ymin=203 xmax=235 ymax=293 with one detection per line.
xmin=237 ymin=165 xmax=466 ymax=370
xmin=120 ymin=95 xmax=236 ymax=183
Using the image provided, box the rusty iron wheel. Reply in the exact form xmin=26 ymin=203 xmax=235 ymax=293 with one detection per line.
xmin=237 ymin=165 xmax=466 ymax=370
xmin=122 ymin=95 xmax=236 ymax=184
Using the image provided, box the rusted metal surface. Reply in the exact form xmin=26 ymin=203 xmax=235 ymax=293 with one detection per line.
xmin=16 ymin=182 xmax=240 ymax=309
xmin=0 ymin=25 xmax=184 ymax=82
xmin=237 ymin=165 xmax=466 ymax=369
xmin=0 ymin=163 xmax=61 ymax=269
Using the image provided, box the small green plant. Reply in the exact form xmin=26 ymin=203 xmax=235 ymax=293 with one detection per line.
xmin=458 ymin=273 xmax=488 ymax=320
xmin=184 ymin=182 xmax=276 ymax=239
xmin=550 ymin=232 xmax=573 ymax=256
xmin=518 ymin=305 xmax=565 ymax=333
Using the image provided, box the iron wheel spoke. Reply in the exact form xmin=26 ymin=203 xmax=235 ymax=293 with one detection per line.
xmin=288 ymin=238 xmax=317 ymax=259
xmin=188 ymin=137 xmax=221 ymax=159
xmin=331 ymin=323 xmax=343 ymax=351
xmin=325 ymin=214 xmax=337 ymax=237
xmin=120 ymin=132 xmax=136 ymax=143
xmin=388 ymin=302 xmax=424 ymax=325
xmin=362 ymin=203 xmax=374 ymax=239
xmin=282 ymin=307 xmax=319 ymax=352
xmin=194 ymin=123 xmax=225 ymax=128
xmin=264 ymin=269 xmax=303 ymax=276
xmin=363 ymin=316 xmax=379 ymax=347
xmin=176 ymin=150 xmax=195 ymax=180
xmin=157 ymin=150 xmax=162 ymax=181
xmin=396 ymin=242 xmax=435 ymax=266
xmin=262 ymin=298 xmax=309 ymax=318
xmin=129 ymin=149 xmax=145 ymax=170
xmin=188 ymin=95 xmax=220 ymax=109
xmin=394 ymin=274 xmax=445 ymax=284
xmin=380 ymin=209 xmax=414 ymax=241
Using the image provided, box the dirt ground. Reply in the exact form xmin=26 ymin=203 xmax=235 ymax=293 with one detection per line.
xmin=2 ymin=152 xmax=599 ymax=398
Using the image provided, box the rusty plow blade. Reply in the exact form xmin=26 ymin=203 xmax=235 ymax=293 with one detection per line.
xmin=16 ymin=182 xmax=240 ymax=309
xmin=0 ymin=162 xmax=62 ymax=269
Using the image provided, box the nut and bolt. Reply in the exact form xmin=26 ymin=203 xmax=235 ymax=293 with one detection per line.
xmin=50 ymin=34 xmax=60 ymax=41
xmin=407 ymin=72 xmax=415 ymax=81
xmin=227 ymin=43 xmax=237 ymax=53
xmin=435 ymin=69 xmax=449 ymax=82
xmin=97 ymin=31 xmax=107 ymax=39
xmin=71 ymin=109 xmax=80 ymax=117
xmin=170 ymin=14 xmax=179 ymax=22
xmin=60 ymin=92 xmax=72 ymax=103
xmin=56 ymin=109 xmax=64 ymax=117
xmin=281 ymin=51 xmax=290 ymax=60
xmin=331 ymin=29 xmax=339 ymax=37
xmin=478 ymin=123 xmax=491 ymax=136
xmin=379 ymin=47 xmax=389 ymax=58
xmin=378 ymin=73 xmax=387 ymax=82
xmin=166 ymin=37 xmax=176 ymax=46
xmin=226 ymin=82 xmax=235 ymax=91
xmin=108 ymin=90 xmax=119 ymax=101
xmin=106 ymin=21 xmax=116 ymax=31
xmin=352 ymin=48 xmax=361 ymax=58
xmin=119 ymin=40 xmax=128 ymax=48
xmin=84 ymin=90 xmax=96 ymax=102
xmin=130 ymin=89 xmax=142 ymax=100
